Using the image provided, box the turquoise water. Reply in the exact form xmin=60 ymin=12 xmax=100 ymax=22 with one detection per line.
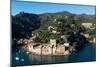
xmin=12 ymin=44 xmax=96 ymax=66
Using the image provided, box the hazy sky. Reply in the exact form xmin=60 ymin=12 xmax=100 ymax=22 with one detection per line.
xmin=12 ymin=1 xmax=96 ymax=15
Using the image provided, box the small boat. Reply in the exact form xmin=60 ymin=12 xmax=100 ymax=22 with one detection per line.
xmin=15 ymin=57 xmax=19 ymax=60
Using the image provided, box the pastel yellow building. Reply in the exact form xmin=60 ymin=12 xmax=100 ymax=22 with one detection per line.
xmin=81 ymin=23 xmax=93 ymax=28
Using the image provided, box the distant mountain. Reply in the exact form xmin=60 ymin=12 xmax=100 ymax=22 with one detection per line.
xmin=41 ymin=11 xmax=73 ymax=16
xmin=74 ymin=14 xmax=96 ymax=23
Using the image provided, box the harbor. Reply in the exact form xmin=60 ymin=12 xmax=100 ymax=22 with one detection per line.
xmin=12 ymin=43 xmax=96 ymax=66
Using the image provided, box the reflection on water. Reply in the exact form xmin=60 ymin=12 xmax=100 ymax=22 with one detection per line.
xmin=12 ymin=44 xmax=96 ymax=66
xmin=28 ymin=55 xmax=69 ymax=64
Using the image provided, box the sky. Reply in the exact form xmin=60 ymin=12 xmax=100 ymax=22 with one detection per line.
xmin=12 ymin=1 xmax=96 ymax=15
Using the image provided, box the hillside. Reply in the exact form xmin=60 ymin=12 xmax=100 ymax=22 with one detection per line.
xmin=12 ymin=12 xmax=41 ymax=38
xmin=12 ymin=11 xmax=95 ymax=41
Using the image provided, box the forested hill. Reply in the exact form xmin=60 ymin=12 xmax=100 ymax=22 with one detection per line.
xmin=12 ymin=12 xmax=41 ymax=38
xmin=12 ymin=11 xmax=95 ymax=39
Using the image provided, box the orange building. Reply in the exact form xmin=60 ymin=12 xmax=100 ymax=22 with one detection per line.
xmin=56 ymin=45 xmax=65 ymax=54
